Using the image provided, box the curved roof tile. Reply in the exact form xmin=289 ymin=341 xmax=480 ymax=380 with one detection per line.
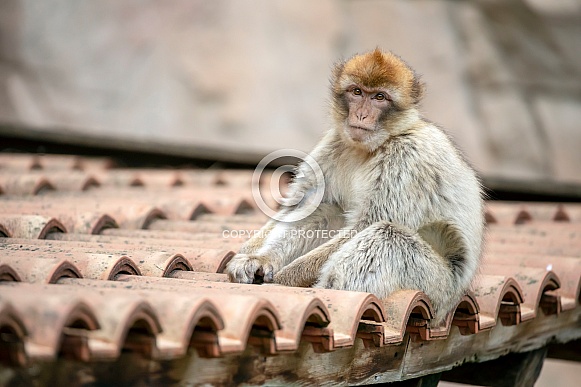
xmin=0 ymin=301 xmax=28 ymax=366
xmin=472 ymin=275 xmax=525 ymax=329
xmin=0 ymin=286 xmax=99 ymax=361
xmin=0 ymin=254 xmax=82 ymax=283
xmin=0 ymin=215 xmax=67 ymax=239
xmin=1 ymin=155 xmax=580 ymax=385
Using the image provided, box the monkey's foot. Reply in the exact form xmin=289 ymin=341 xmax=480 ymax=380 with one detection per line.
xmin=225 ymin=254 xmax=275 ymax=284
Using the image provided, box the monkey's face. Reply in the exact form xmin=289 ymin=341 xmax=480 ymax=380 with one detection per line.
xmin=342 ymin=85 xmax=392 ymax=145
xmin=331 ymin=49 xmax=425 ymax=152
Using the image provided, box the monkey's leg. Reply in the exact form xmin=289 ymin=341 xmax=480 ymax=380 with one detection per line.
xmin=316 ymin=221 xmax=458 ymax=323
xmin=226 ymin=203 xmax=343 ymax=284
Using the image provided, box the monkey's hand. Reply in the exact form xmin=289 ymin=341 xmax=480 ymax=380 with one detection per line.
xmin=225 ymin=254 xmax=276 ymax=284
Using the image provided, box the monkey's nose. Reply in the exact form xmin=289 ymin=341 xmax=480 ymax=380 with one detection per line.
xmin=357 ymin=112 xmax=368 ymax=121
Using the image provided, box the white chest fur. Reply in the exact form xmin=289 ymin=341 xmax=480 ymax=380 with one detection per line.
xmin=325 ymin=149 xmax=378 ymax=212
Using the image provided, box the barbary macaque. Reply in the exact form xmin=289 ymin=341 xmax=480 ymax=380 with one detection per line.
xmin=226 ymin=49 xmax=484 ymax=323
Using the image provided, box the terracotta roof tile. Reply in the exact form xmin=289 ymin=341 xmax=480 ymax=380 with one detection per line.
xmin=485 ymin=201 xmax=581 ymax=224
xmin=0 ymin=171 xmax=98 ymax=194
xmin=0 ymin=154 xmax=109 ymax=171
xmin=94 ymin=169 xmax=184 ymax=188
xmin=448 ymin=293 xmax=480 ymax=335
xmin=1 ymin=153 xmax=580 ymax=384
xmin=2 ymin=282 xmax=164 ymax=360
xmin=171 ymin=271 xmax=230 ymax=282
xmin=1 ymin=239 xmax=192 ymax=277
xmin=0 ymin=263 xmax=21 ymax=282
xmin=115 ymin=275 xmax=384 ymax=352
xmin=0 ymin=301 xmax=28 ymax=366
xmin=0 ymin=285 xmax=99 ymax=361
xmin=0 ymin=153 xmax=43 ymax=170
xmin=471 ymin=275 xmax=525 ymax=329
xmin=10 ymin=171 xmax=100 ymax=192
xmin=0 ymin=174 xmax=55 ymax=195
xmin=45 ymin=279 xmax=225 ymax=359
xmin=481 ymin=265 xmax=560 ymax=318
xmin=483 ymin=253 xmax=581 ymax=309
xmin=44 ymin=233 xmax=235 ymax=272
xmin=0 ymin=254 xmax=82 ymax=283
xmin=110 ymin=275 xmax=282 ymax=355
xmin=0 ymin=200 xmax=162 ymax=232
xmin=380 ymin=290 xmax=434 ymax=343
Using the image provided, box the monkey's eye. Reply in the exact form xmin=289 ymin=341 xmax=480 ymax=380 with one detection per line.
xmin=352 ymin=88 xmax=362 ymax=96
xmin=375 ymin=93 xmax=386 ymax=101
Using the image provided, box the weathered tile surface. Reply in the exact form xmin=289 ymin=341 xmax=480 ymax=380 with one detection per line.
xmin=0 ymin=154 xmax=580 ymax=385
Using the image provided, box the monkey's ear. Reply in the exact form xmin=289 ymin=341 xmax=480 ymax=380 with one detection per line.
xmin=332 ymin=60 xmax=346 ymax=82
xmin=410 ymin=76 xmax=426 ymax=104
xmin=330 ymin=60 xmax=346 ymax=95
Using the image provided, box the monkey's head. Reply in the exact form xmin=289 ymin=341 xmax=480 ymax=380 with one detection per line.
xmin=331 ymin=49 xmax=425 ymax=151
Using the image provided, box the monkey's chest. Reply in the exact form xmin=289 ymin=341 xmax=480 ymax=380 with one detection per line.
xmin=326 ymin=166 xmax=376 ymax=211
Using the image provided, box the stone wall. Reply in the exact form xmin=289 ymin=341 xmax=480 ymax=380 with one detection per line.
xmin=0 ymin=0 xmax=580 ymax=183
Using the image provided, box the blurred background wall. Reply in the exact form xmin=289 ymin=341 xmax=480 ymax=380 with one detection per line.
xmin=0 ymin=0 xmax=580 ymax=186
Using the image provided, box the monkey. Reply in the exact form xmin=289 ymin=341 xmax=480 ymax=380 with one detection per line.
xmin=226 ymin=48 xmax=485 ymax=323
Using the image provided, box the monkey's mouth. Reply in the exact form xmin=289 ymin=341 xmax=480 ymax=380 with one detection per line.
xmin=347 ymin=125 xmax=375 ymax=140
xmin=350 ymin=125 xmax=372 ymax=131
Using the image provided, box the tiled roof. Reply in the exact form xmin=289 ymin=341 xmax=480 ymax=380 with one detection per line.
xmin=1 ymin=153 xmax=580 ymax=385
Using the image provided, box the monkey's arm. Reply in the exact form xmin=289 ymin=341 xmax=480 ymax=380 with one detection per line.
xmin=272 ymin=210 xmax=376 ymax=287
xmin=272 ymin=235 xmax=349 ymax=287
xmin=226 ymin=203 xmax=343 ymax=284
xmin=238 ymin=219 xmax=277 ymax=255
